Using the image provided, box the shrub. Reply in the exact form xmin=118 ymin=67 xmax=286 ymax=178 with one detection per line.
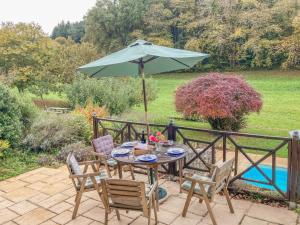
xmin=74 ymin=99 xmax=108 ymax=124
xmin=13 ymin=92 xmax=39 ymax=131
xmin=57 ymin=142 xmax=93 ymax=162
xmin=65 ymin=76 xmax=157 ymax=115
xmin=23 ymin=113 xmax=91 ymax=152
xmin=175 ymin=73 xmax=262 ymax=131
xmin=0 ymin=84 xmax=22 ymax=146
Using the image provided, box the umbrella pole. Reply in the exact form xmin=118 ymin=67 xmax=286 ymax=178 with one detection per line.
xmin=140 ymin=61 xmax=150 ymax=138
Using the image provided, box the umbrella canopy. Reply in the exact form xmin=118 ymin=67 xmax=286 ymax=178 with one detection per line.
xmin=78 ymin=39 xmax=209 ymax=136
xmin=78 ymin=39 xmax=209 ymax=77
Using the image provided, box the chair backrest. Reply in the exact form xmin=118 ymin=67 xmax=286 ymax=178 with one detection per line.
xmin=92 ymin=135 xmax=114 ymax=157
xmin=213 ymin=158 xmax=235 ymax=193
xmin=101 ymin=179 xmax=149 ymax=216
xmin=66 ymin=153 xmax=83 ymax=186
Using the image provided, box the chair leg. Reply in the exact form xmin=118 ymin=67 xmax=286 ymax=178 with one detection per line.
xmin=154 ymin=166 xmax=159 ymax=211
xmin=72 ymin=191 xmax=83 ymax=219
xmin=116 ymin=209 xmax=121 ymax=220
xmin=130 ymin=165 xmax=135 ymax=180
xmin=152 ymin=195 xmax=158 ymax=224
xmin=203 ymin=195 xmax=217 ymax=225
xmin=105 ymin=211 xmax=108 ymax=225
xmin=224 ymin=188 xmax=234 ymax=213
xmin=106 ymin=164 xmax=112 ymax=178
xmin=182 ymin=183 xmax=196 ymax=217
xmin=148 ymin=206 xmax=152 ymax=225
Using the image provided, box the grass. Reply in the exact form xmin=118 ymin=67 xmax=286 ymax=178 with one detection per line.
xmin=127 ymin=70 xmax=300 ymax=157
xmin=0 ymin=150 xmax=39 ymax=181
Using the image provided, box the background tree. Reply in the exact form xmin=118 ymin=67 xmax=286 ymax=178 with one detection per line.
xmin=51 ymin=21 xmax=85 ymax=43
xmin=175 ymin=73 xmax=263 ymax=131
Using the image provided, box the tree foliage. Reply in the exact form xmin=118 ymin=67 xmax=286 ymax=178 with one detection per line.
xmin=175 ymin=73 xmax=263 ymax=131
xmin=84 ymin=0 xmax=299 ymax=69
xmin=51 ymin=21 xmax=85 ymax=43
xmin=0 ymin=23 xmax=98 ymax=99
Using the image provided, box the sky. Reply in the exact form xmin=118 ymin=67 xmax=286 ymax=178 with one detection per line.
xmin=0 ymin=0 xmax=97 ymax=35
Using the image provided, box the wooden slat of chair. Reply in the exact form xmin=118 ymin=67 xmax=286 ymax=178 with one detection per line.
xmin=181 ymin=158 xmax=235 ymax=225
xmin=101 ymin=179 xmax=158 ymax=225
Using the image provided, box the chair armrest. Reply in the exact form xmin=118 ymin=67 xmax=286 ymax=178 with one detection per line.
xmin=90 ymin=152 xmax=108 ymax=160
xmin=78 ymin=160 xmax=102 ymax=165
xmin=184 ymin=175 xmax=216 ymax=186
xmin=69 ymin=172 xmax=101 ymax=179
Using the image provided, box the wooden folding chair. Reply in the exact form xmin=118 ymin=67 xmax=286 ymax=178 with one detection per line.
xmin=101 ymin=179 xmax=158 ymax=225
xmin=66 ymin=153 xmax=107 ymax=219
xmin=92 ymin=135 xmax=135 ymax=179
xmin=181 ymin=158 xmax=235 ymax=225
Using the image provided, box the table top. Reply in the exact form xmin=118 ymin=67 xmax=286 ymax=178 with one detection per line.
xmin=112 ymin=143 xmax=188 ymax=165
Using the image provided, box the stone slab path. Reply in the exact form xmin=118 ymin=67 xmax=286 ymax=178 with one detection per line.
xmin=0 ymin=167 xmax=298 ymax=225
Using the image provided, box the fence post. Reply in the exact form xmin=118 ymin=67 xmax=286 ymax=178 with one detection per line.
xmin=288 ymin=130 xmax=300 ymax=208
xmin=167 ymin=120 xmax=176 ymax=141
xmin=92 ymin=113 xmax=99 ymax=139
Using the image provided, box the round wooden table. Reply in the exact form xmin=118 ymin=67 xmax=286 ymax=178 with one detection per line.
xmin=112 ymin=143 xmax=188 ymax=202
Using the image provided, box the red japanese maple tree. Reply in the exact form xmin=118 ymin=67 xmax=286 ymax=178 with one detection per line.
xmin=175 ymin=73 xmax=262 ymax=131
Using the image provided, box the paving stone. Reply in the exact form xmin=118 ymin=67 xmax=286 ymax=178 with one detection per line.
xmin=14 ymin=208 xmax=55 ymax=225
xmin=214 ymin=195 xmax=252 ymax=210
xmin=40 ymin=183 xmax=71 ymax=195
xmin=40 ymin=220 xmax=59 ymax=225
xmin=62 ymin=187 xmax=76 ymax=197
xmin=51 ymin=210 xmax=73 ymax=224
xmin=201 ymin=203 xmax=245 ymax=225
xmin=65 ymin=216 xmax=93 ymax=225
xmin=77 ymin=199 xmax=101 ymax=215
xmin=21 ymin=174 xmax=49 ymax=184
xmin=170 ymin=212 xmax=201 ymax=225
xmin=3 ymin=187 xmax=38 ymax=202
xmin=241 ymin=216 xmax=269 ymax=225
xmin=108 ymin=215 xmax=134 ymax=225
xmin=0 ymin=208 xmax=19 ymax=224
xmin=160 ymin=195 xmax=191 ymax=214
xmin=2 ymin=221 xmax=18 ymax=225
xmin=27 ymin=181 xmax=48 ymax=191
xmin=49 ymin=201 xmax=73 ymax=214
xmin=28 ymin=192 xmax=50 ymax=204
xmin=9 ymin=200 xmax=38 ymax=215
xmin=119 ymin=209 xmax=141 ymax=219
xmin=0 ymin=199 xmax=14 ymax=209
xmin=0 ymin=180 xmax=28 ymax=193
xmin=151 ymin=209 xmax=179 ymax=224
xmin=185 ymin=199 xmax=214 ymax=216
xmin=83 ymin=206 xmax=113 ymax=222
xmin=130 ymin=215 xmax=156 ymax=225
xmin=247 ymin=203 xmax=298 ymax=225
xmin=65 ymin=195 xmax=89 ymax=206
xmin=39 ymin=193 xmax=69 ymax=208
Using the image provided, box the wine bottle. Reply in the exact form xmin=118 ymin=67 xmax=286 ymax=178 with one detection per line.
xmin=141 ymin=131 xmax=146 ymax=144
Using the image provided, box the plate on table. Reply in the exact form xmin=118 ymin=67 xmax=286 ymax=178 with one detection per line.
xmin=121 ymin=141 xmax=138 ymax=148
xmin=112 ymin=148 xmax=131 ymax=157
xmin=167 ymin=148 xmax=185 ymax=155
xmin=137 ymin=154 xmax=157 ymax=162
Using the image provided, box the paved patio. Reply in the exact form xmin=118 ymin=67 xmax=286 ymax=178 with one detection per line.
xmin=0 ymin=166 xmax=298 ymax=225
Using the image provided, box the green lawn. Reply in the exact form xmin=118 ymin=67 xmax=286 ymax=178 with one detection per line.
xmin=127 ymin=70 xmax=300 ymax=157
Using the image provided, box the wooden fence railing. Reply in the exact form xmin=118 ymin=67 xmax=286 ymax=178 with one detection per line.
xmin=92 ymin=116 xmax=300 ymax=203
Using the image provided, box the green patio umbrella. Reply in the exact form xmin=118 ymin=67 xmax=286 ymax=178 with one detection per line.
xmin=78 ymin=39 xmax=209 ymax=135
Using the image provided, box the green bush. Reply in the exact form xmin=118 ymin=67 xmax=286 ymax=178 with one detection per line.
xmin=65 ymin=76 xmax=157 ymax=115
xmin=0 ymin=84 xmax=22 ymax=146
xmin=13 ymin=92 xmax=39 ymax=131
xmin=23 ymin=113 xmax=91 ymax=152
